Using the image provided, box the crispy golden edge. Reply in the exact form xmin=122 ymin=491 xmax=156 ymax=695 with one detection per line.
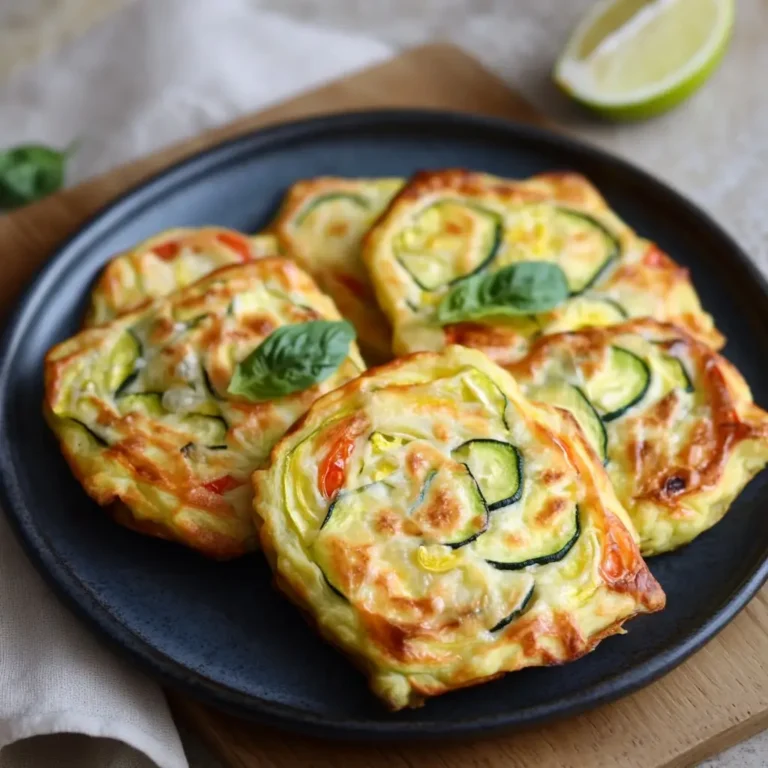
xmin=42 ymin=364 xmax=256 ymax=561
xmin=46 ymin=259 xmax=365 ymax=559
xmin=362 ymin=169 xmax=723 ymax=358
xmin=508 ymin=318 xmax=768 ymax=551
xmin=254 ymin=345 xmax=665 ymax=709
xmin=85 ymin=227 xmax=279 ymax=327
xmin=268 ymin=177 xmax=402 ymax=362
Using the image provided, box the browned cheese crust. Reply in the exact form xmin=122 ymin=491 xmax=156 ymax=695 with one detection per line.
xmin=254 ymin=345 xmax=664 ymax=709
xmin=362 ymin=169 xmax=723 ymax=365
xmin=508 ymin=318 xmax=768 ymax=554
xmin=86 ymin=227 xmax=279 ymax=326
xmin=45 ymin=259 xmax=364 ymax=558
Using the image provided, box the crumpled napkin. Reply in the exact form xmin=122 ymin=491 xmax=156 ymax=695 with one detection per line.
xmin=0 ymin=1 xmax=392 ymax=766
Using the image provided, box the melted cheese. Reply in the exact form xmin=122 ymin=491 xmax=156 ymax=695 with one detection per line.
xmin=45 ymin=259 xmax=365 ymax=559
xmin=254 ymin=345 xmax=664 ymax=709
xmin=270 ymin=177 xmax=403 ymax=362
xmin=86 ymin=227 xmax=279 ymax=326
xmin=362 ymin=170 xmax=723 ymax=364
xmin=508 ymin=319 xmax=768 ymax=554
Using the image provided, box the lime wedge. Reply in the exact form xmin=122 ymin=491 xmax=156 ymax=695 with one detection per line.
xmin=554 ymin=0 xmax=734 ymax=119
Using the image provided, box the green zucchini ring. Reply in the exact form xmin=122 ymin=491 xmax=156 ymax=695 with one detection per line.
xmin=530 ymin=383 xmax=608 ymax=465
xmin=44 ymin=258 xmax=364 ymax=559
xmin=395 ymin=201 xmax=503 ymax=291
xmin=508 ymin=317 xmax=768 ymax=557
xmin=482 ymin=507 xmax=581 ymax=571
xmin=110 ymin=330 xmax=142 ymax=397
xmin=589 ymin=346 xmax=651 ymax=422
xmin=549 ymin=208 xmax=620 ymax=295
xmin=658 ymin=353 xmax=695 ymax=394
xmin=451 ymin=438 xmax=523 ymax=510
xmin=254 ymin=345 xmax=664 ymax=710
xmin=490 ymin=583 xmax=535 ymax=633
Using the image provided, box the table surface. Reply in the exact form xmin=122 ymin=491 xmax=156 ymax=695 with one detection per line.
xmin=187 ymin=2 xmax=768 ymax=765
xmin=3 ymin=1 xmax=767 ymax=767
xmin=191 ymin=3 xmax=768 ymax=766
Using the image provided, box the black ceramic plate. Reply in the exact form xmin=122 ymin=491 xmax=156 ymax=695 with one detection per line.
xmin=2 ymin=111 xmax=768 ymax=739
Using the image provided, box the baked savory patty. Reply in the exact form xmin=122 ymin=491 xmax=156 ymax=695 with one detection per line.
xmin=270 ymin=177 xmax=402 ymax=361
xmin=86 ymin=227 xmax=278 ymax=326
xmin=254 ymin=345 xmax=665 ymax=710
xmin=45 ymin=259 xmax=364 ymax=559
xmin=508 ymin=319 xmax=768 ymax=555
xmin=362 ymin=170 xmax=722 ymax=364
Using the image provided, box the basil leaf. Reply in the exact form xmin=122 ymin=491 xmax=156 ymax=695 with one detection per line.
xmin=0 ymin=144 xmax=72 ymax=210
xmin=437 ymin=262 xmax=569 ymax=324
xmin=227 ymin=320 xmax=356 ymax=401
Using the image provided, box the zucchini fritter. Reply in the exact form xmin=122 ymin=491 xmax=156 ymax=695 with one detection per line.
xmin=46 ymin=259 xmax=364 ymax=558
xmin=270 ymin=177 xmax=402 ymax=361
xmin=509 ymin=319 xmax=768 ymax=555
xmin=363 ymin=170 xmax=722 ymax=363
xmin=254 ymin=345 xmax=664 ymax=709
xmin=86 ymin=227 xmax=278 ymax=326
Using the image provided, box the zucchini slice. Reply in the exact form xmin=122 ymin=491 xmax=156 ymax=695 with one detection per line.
xmin=550 ymin=208 xmax=619 ymax=295
xmin=395 ymin=201 xmax=503 ymax=291
xmin=318 ymin=463 xmax=489 ymax=553
xmin=67 ymin=418 xmax=108 ymax=447
xmin=319 ymin=480 xmax=382 ymax=530
xmin=109 ymin=330 xmax=142 ymax=396
xmin=202 ymin=366 xmax=222 ymax=401
xmin=283 ymin=418 xmax=356 ymax=541
xmin=587 ymin=346 xmax=651 ymax=422
xmin=451 ymin=439 xmax=523 ymax=511
xmin=545 ymin=294 xmax=627 ymax=334
xmin=181 ymin=414 xmax=228 ymax=448
xmin=295 ymin=192 xmax=369 ymax=226
xmin=490 ymin=582 xmax=535 ymax=633
xmin=532 ymin=383 xmax=608 ymax=464
xmin=321 ymin=571 xmax=347 ymax=600
xmin=657 ymin=354 xmax=694 ymax=394
xmin=449 ymin=367 xmax=510 ymax=432
xmin=315 ymin=479 xmax=393 ymax=596
xmin=180 ymin=442 xmax=228 ymax=461
xmin=409 ymin=464 xmax=489 ymax=548
xmin=117 ymin=392 xmax=165 ymax=417
xmin=482 ymin=506 xmax=581 ymax=571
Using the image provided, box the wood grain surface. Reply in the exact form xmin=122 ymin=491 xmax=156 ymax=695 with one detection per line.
xmin=2 ymin=43 xmax=767 ymax=768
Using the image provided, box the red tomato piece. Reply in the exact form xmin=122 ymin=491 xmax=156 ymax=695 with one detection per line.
xmin=202 ymin=474 xmax=242 ymax=495
xmin=318 ymin=416 xmax=366 ymax=499
xmin=216 ymin=231 xmax=252 ymax=261
xmin=153 ymin=241 xmax=180 ymax=260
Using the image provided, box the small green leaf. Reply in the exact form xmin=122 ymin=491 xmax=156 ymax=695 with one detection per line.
xmin=0 ymin=144 xmax=72 ymax=210
xmin=227 ymin=320 xmax=356 ymax=401
xmin=437 ymin=262 xmax=569 ymax=325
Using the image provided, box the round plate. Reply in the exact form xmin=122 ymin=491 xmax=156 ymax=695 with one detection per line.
xmin=2 ymin=111 xmax=768 ymax=739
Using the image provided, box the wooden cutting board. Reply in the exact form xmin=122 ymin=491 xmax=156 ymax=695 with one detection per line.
xmin=2 ymin=43 xmax=768 ymax=768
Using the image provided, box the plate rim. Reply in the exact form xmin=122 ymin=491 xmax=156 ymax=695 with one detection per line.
xmin=2 ymin=108 xmax=768 ymax=739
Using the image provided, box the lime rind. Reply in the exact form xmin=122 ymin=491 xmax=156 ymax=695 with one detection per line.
xmin=554 ymin=0 xmax=735 ymax=120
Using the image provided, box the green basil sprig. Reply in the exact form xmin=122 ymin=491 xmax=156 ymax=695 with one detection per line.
xmin=0 ymin=143 xmax=74 ymax=210
xmin=437 ymin=261 xmax=569 ymax=325
xmin=227 ymin=320 xmax=356 ymax=401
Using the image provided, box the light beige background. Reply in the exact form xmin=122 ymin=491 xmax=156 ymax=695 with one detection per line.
xmin=1 ymin=1 xmax=766 ymax=766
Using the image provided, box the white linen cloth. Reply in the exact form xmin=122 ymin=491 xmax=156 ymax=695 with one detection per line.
xmin=0 ymin=1 xmax=391 ymax=767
